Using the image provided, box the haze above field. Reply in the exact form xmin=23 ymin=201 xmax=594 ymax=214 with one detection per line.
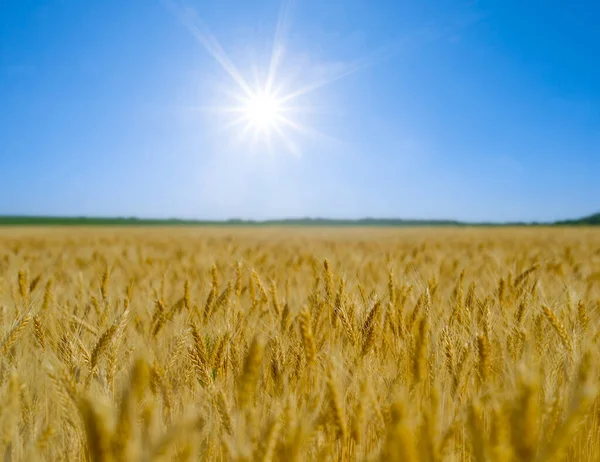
xmin=1 ymin=1 xmax=599 ymax=222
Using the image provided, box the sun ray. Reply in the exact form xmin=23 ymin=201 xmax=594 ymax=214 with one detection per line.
xmin=221 ymin=115 xmax=251 ymax=133
xmin=164 ymin=0 xmax=254 ymax=97
xmin=275 ymin=114 xmax=342 ymax=146
xmin=229 ymin=121 xmax=255 ymax=150
xmin=266 ymin=0 xmax=295 ymax=93
xmin=265 ymin=129 xmax=272 ymax=155
xmin=278 ymin=44 xmax=400 ymax=104
xmin=250 ymin=125 xmax=262 ymax=152
xmin=272 ymin=124 xmax=301 ymax=157
xmin=188 ymin=105 xmax=247 ymax=114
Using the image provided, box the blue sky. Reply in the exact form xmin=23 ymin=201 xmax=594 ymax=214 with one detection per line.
xmin=1 ymin=0 xmax=598 ymax=222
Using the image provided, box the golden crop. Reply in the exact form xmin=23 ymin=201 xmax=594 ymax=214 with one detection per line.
xmin=0 ymin=227 xmax=599 ymax=461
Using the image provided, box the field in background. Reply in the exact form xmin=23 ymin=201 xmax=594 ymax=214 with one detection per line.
xmin=1 ymin=227 xmax=599 ymax=461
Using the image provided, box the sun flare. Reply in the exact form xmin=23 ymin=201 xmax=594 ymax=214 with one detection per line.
xmin=224 ymin=84 xmax=303 ymax=154
xmin=168 ymin=0 xmax=369 ymax=155
xmin=242 ymin=91 xmax=283 ymax=132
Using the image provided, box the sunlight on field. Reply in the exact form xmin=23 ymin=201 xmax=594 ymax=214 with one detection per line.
xmin=1 ymin=227 xmax=599 ymax=461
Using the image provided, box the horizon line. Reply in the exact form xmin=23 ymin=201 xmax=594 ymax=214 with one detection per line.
xmin=0 ymin=212 xmax=598 ymax=226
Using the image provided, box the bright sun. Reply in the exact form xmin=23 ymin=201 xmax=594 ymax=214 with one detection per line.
xmin=169 ymin=0 xmax=369 ymax=155
xmin=243 ymin=91 xmax=282 ymax=132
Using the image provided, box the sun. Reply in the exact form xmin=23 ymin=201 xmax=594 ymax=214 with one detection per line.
xmin=225 ymin=85 xmax=301 ymax=152
xmin=167 ymin=0 xmax=369 ymax=155
xmin=242 ymin=91 xmax=283 ymax=133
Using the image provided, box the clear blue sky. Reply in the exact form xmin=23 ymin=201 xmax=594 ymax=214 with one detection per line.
xmin=1 ymin=0 xmax=598 ymax=222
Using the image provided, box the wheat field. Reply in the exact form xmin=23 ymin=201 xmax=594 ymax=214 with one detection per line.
xmin=0 ymin=227 xmax=599 ymax=461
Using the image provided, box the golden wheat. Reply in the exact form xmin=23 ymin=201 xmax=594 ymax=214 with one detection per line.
xmin=0 ymin=227 xmax=598 ymax=461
